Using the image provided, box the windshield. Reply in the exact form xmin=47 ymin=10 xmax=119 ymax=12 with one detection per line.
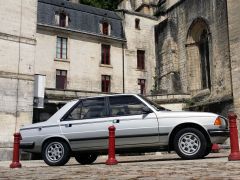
xmin=139 ymin=95 xmax=170 ymax=111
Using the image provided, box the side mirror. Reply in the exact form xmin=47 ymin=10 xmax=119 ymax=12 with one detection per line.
xmin=142 ymin=107 xmax=152 ymax=114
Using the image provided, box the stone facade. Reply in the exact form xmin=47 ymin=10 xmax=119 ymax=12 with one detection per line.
xmin=1 ymin=0 xmax=240 ymax=161
xmin=117 ymin=10 xmax=159 ymax=94
xmin=154 ymin=0 xmax=234 ymax=117
xmin=35 ymin=29 xmax=124 ymax=93
xmin=32 ymin=0 xmax=158 ymax=123
xmin=0 ymin=0 xmax=37 ymax=160
xmin=227 ymin=0 xmax=240 ymax=120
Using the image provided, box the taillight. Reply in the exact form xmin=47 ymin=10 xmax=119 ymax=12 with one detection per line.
xmin=214 ymin=117 xmax=222 ymax=126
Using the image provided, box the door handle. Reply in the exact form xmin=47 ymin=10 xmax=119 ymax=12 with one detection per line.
xmin=65 ymin=124 xmax=72 ymax=128
xmin=113 ymin=119 xmax=120 ymax=124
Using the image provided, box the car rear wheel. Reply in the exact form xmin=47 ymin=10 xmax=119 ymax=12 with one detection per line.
xmin=42 ymin=140 xmax=70 ymax=166
xmin=75 ymin=154 xmax=98 ymax=165
xmin=174 ymin=128 xmax=207 ymax=159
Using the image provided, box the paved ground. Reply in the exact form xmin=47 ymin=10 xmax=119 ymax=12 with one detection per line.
xmin=0 ymin=151 xmax=240 ymax=180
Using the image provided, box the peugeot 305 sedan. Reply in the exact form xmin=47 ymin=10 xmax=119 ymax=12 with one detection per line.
xmin=20 ymin=94 xmax=229 ymax=166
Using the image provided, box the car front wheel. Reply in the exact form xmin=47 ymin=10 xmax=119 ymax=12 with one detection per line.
xmin=75 ymin=154 xmax=98 ymax=165
xmin=42 ymin=140 xmax=70 ymax=166
xmin=174 ymin=128 xmax=207 ymax=159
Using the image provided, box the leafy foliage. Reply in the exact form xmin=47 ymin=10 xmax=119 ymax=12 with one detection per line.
xmin=79 ymin=0 xmax=118 ymax=10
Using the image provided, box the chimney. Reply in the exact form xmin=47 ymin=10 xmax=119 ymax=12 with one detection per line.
xmin=68 ymin=0 xmax=79 ymax=4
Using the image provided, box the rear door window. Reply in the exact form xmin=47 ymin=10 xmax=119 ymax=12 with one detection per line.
xmin=64 ymin=97 xmax=107 ymax=120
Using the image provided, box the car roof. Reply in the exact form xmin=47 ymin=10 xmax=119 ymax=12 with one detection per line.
xmin=73 ymin=94 xmax=139 ymax=101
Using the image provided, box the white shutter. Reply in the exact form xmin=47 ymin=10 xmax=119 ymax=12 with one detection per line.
xmin=66 ymin=15 xmax=69 ymax=27
xmin=99 ymin=23 xmax=103 ymax=34
xmin=55 ymin=14 xmax=59 ymax=25
xmin=108 ymin=24 xmax=111 ymax=35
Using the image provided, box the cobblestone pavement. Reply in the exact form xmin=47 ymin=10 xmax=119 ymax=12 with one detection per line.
xmin=0 ymin=151 xmax=240 ymax=180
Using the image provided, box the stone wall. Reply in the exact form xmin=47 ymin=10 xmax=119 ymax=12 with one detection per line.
xmin=121 ymin=11 xmax=159 ymax=94
xmin=154 ymin=0 xmax=233 ymax=116
xmin=227 ymin=0 xmax=240 ymax=120
xmin=35 ymin=28 xmax=124 ymax=94
xmin=0 ymin=0 xmax=37 ymax=160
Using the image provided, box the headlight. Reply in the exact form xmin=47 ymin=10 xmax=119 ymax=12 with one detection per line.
xmin=214 ymin=117 xmax=222 ymax=126
xmin=214 ymin=116 xmax=228 ymax=128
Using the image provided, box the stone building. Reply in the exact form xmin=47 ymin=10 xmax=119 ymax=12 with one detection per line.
xmin=34 ymin=0 xmax=158 ymax=123
xmin=153 ymin=0 xmax=237 ymax=118
xmin=227 ymin=0 xmax=240 ymax=119
xmin=0 ymin=0 xmax=37 ymax=160
xmin=0 ymin=0 xmax=240 ymax=160
xmin=0 ymin=0 xmax=158 ymax=160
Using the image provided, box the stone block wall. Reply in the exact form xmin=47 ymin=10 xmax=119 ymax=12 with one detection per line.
xmin=122 ymin=12 xmax=159 ymax=94
xmin=155 ymin=0 xmax=233 ymax=116
xmin=0 ymin=0 xmax=37 ymax=160
xmin=35 ymin=29 xmax=124 ymax=93
xmin=227 ymin=0 xmax=240 ymax=121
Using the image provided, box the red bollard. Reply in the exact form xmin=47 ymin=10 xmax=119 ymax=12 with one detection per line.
xmin=212 ymin=144 xmax=220 ymax=153
xmin=228 ymin=112 xmax=240 ymax=161
xmin=106 ymin=125 xmax=118 ymax=165
xmin=10 ymin=133 xmax=22 ymax=168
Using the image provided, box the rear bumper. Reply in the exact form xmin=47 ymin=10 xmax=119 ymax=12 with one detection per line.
xmin=20 ymin=142 xmax=35 ymax=149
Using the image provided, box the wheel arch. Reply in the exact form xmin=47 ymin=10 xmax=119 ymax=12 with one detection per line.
xmin=41 ymin=136 xmax=72 ymax=152
xmin=168 ymin=123 xmax=211 ymax=151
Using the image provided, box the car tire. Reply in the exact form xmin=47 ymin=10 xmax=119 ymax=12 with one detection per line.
xmin=42 ymin=140 xmax=70 ymax=166
xmin=75 ymin=154 xmax=98 ymax=165
xmin=173 ymin=128 xmax=207 ymax=160
xmin=203 ymin=144 xmax=212 ymax=157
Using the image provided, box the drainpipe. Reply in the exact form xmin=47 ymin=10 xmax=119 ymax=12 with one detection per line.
xmin=122 ymin=43 xmax=125 ymax=93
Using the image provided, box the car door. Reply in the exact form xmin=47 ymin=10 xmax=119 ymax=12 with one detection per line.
xmin=60 ymin=97 xmax=112 ymax=151
xmin=108 ymin=95 xmax=159 ymax=149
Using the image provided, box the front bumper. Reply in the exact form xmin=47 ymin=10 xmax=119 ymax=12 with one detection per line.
xmin=208 ymin=129 xmax=229 ymax=144
xmin=208 ymin=129 xmax=229 ymax=137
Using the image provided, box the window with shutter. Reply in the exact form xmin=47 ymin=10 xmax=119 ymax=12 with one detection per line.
xmin=56 ymin=70 xmax=67 ymax=89
xmin=56 ymin=37 xmax=67 ymax=59
xmin=102 ymin=75 xmax=111 ymax=93
xmin=138 ymin=79 xmax=146 ymax=95
xmin=101 ymin=44 xmax=110 ymax=65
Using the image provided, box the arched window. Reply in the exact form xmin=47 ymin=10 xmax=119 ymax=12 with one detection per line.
xmin=199 ymin=29 xmax=211 ymax=89
xmin=186 ymin=18 xmax=212 ymax=93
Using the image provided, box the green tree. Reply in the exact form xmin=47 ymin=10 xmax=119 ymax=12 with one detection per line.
xmin=79 ymin=0 xmax=118 ymax=10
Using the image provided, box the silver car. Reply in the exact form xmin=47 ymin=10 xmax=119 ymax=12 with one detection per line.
xmin=20 ymin=94 xmax=229 ymax=166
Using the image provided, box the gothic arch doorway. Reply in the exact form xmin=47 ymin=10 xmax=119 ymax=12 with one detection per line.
xmin=186 ymin=18 xmax=212 ymax=94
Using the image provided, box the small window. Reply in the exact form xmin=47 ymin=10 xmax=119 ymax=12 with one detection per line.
xmin=56 ymin=37 xmax=67 ymax=59
xmin=137 ymin=50 xmax=145 ymax=70
xmin=101 ymin=44 xmax=110 ymax=65
xmin=109 ymin=96 xmax=146 ymax=116
xmin=135 ymin=18 xmax=140 ymax=29
xmin=102 ymin=75 xmax=111 ymax=93
xmin=138 ymin=79 xmax=146 ymax=95
xmin=100 ymin=22 xmax=111 ymax=35
xmin=65 ymin=98 xmax=107 ymax=120
xmin=102 ymin=22 xmax=109 ymax=35
xmin=55 ymin=12 xmax=69 ymax=27
xmin=60 ymin=13 xmax=66 ymax=27
xmin=56 ymin=70 xmax=67 ymax=89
